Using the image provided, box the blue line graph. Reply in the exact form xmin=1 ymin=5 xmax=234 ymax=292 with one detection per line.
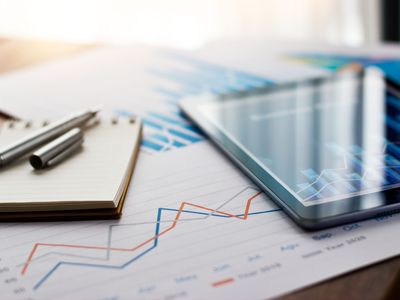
xmin=33 ymin=203 xmax=282 ymax=290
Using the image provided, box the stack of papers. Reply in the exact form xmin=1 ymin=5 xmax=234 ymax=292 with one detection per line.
xmin=0 ymin=40 xmax=399 ymax=299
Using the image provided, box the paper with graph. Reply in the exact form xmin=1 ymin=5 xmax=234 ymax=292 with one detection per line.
xmin=0 ymin=41 xmax=400 ymax=299
xmin=1 ymin=143 xmax=400 ymax=300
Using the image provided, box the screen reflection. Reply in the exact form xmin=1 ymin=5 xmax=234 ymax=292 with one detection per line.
xmin=199 ymin=68 xmax=399 ymax=208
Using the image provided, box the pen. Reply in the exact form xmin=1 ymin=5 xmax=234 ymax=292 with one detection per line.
xmin=30 ymin=128 xmax=84 ymax=169
xmin=0 ymin=109 xmax=98 ymax=168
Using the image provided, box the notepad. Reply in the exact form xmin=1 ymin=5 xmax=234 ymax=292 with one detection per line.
xmin=0 ymin=117 xmax=142 ymax=221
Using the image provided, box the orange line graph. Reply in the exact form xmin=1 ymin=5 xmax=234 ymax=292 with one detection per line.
xmin=21 ymin=192 xmax=262 ymax=276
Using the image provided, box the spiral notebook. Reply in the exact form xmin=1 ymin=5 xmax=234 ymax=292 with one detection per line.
xmin=0 ymin=117 xmax=142 ymax=221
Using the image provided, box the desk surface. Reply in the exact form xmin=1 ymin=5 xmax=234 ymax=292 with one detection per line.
xmin=0 ymin=38 xmax=399 ymax=300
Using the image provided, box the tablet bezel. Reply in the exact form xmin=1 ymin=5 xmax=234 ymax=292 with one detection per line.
xmin=179 ymin=72 xmax=400 ymax=230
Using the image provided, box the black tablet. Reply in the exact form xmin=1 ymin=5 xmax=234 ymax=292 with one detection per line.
xmin=180 ymin=67 xmax=400 ymax=230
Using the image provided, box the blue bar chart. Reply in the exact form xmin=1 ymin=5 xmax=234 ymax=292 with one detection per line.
xmin=116 ymin=52 xmax=273 ymax=154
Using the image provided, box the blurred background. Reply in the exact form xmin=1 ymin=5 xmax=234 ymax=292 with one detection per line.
xmin=0 ymin=0 xmax=398 ymax=50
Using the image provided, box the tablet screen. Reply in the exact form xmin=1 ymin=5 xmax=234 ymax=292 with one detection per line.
xmin=196 ymin=69 xmax=400 ymax=206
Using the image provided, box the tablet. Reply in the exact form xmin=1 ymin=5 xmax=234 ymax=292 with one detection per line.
xmin=180 ymin=67 xmax=400 ymax=230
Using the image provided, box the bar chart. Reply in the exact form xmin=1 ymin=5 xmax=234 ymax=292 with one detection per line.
xmin=116 ymin=52 xmax=272 ymax=153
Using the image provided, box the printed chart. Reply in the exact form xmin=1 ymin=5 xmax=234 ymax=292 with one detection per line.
xmin=1 ymin=46 xmax=400 ymax=300
xmin=130 ymin=53 xmax=272 ymax=153
xmin=1 ymin=144 xmax=400 ymax=300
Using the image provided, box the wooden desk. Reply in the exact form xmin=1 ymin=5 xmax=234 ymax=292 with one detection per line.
xmin=0 ymin=38 xmax=399 ymax=300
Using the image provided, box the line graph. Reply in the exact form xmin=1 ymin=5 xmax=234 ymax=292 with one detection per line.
xmin=17 ymin=186 xmax=255 ymax=267
xmin=2 ymin=48 xmax=400 ymax=300
xmin=296 ymin=141 xmax=400 ymax=203
xmin=20 ymin=188 xmax=282 ymax=290
xmin=3 ymin=132 xmax=400 ymax=300
xmin=296 ymin=155 xmax=349 ymax=194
